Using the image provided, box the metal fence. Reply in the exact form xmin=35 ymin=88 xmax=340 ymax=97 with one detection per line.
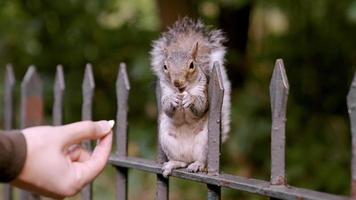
xmin=1 ymin=59 xmax=355 ymax=200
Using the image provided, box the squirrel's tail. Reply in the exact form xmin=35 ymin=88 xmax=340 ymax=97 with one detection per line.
xmin=210 ymin=48 xmax=231 ymax=143
xmin=220 ymin=64 xmax=231 ymax=143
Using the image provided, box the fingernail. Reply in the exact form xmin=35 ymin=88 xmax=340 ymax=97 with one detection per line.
xmin=108 ymin=120 xmax=115 ymax=129
xmin=99 ymin=120 xmax=115 ymax=133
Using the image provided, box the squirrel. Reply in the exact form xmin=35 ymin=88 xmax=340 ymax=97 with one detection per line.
xmin=150 ymin=17 xmax=231 ymax=177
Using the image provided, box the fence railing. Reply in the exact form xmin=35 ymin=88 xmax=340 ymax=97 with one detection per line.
xmin=1 ymin=59 xmax=354 ymax=200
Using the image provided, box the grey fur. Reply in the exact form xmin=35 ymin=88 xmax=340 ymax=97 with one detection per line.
xmin=150 ymin=17 xmax=231 ymax=177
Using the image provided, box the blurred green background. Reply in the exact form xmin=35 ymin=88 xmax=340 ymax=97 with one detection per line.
xmin=0 ymin=0 xmax=356 ymax=199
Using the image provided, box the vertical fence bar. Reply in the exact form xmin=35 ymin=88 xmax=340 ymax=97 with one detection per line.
xmin=156 ymin=81 xmax=169 ymax=200
xmin=81 ymin=64 xmax=95 ymax=200
xmin=115 ymin=63 xmax=130 ymax=200
xmin=347 ymin=72 xmax=356 ymax=200
xmin=53 ymin=65 xmax=65 ymax=126
xmin=269 ymin=59 xmax=289 ymax=200
xmin=20 ymin=66 xmax=43 ymax=200
xmin=3 ymin=64 xmax=15 ymax=200
xmin=207 ymin=62 xmax=224 ymax=200
xmin=269 ymin=59 xmax=289 ymax=187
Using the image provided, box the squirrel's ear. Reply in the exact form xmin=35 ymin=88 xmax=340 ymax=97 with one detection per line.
xmin=191 ymin=42 xmax=199 ymax=60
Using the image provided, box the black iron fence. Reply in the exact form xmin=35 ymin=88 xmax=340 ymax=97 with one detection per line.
xmin=1 ymin=59 xmax=354 ymax=200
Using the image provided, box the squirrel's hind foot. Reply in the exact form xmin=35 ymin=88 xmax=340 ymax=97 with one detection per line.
xmin=187 ymin=161 xmax=205 ymax=173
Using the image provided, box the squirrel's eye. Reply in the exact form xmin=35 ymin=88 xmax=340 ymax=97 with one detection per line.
xmin=163 ymin=65 xmax=167 ymax=70
xmin=189 ymin=62 xmax=195 ymax=70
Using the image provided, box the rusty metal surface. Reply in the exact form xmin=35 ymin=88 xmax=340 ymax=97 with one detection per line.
xmin=155 ymin=81 xmax=169 ymax=200
xmin=81 ymin=64 xmax=95 ymax=200
xmin=20 ymin=66 xmax=43 ymax=200
xmin=347 ymin=72 xmax=356 ymax=200
xmin=270 ymin=59 xmax=289 ymax=186
xmin=3 ymin=64 xmax=15 ymax=200
xmin=115 ymin=63 xmax=130 ymax=200
xmin=53 ymin=65 xmax=65 ymax=126
xmin=352 ymin=180 xmax=356 ymax=200
xmin=20 ymin=66 xmax=43 ymax=128
xmin=207 ymin=62 xmax=224 ymax=200
xmin=109 ymin=156 xmax=348 ymax=200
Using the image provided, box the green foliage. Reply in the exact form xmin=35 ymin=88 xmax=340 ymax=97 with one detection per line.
xmin=237 ymin=0 xmax=355 ymax=196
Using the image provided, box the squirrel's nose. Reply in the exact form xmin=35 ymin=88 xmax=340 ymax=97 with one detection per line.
xmin=173 ymin=80 xmax=183 ymax=88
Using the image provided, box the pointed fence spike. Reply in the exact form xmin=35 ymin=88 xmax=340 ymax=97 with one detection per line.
xmin=207 ymin=61 xmax=224 ymax=200
xmin=20 ymin=65 xmax=43 ymax=200
xmin=270 ymin=58 xmax=289 ymax=186
xmin=20 ymin=65 xmax=43 ymax=128
xmin=82 ymin=63 xmax=95 ymax=121
xmin=347 ymin=72 xmax=356 ymax=199
xmin=4 ymin=64 xmax=15 ymax=130
xmin=55 ymin=65 xmax=65 ymax=91
xmin=270 ymin=59 xmax=289 ymax=114
xmin=53 ymin=65 xmax=65 ymax=126
xmin=3 ymin=64 xmax=15 ymax=200
xmin=81 ymin=63 xmax=95 ymax=200
xmin=116 ymin=62 xmax=130 ymax=156
xmin=207 ymin=61 xmax=224 ymax=174
xmin=5 ymin=64 xmax=15 ymax=88
xmin=117 ymin=63 xmax=130 ymax=90
xmin=115 ymin=63 xmax=130 ymax=200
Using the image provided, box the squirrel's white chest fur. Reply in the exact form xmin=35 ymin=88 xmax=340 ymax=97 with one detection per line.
xmin=159 ymin=109 xmax=208 ymax=164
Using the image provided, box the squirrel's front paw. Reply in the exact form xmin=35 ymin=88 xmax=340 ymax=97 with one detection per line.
xmin=181 ymin=91 xmax=194 ymax=108
xmin=163 ymin=94 xmax=181 ymax=108
xmin=162 ymin=94 xmax=182 ymax=116
xmin=171 ymin=93 xmax=182 ymax=108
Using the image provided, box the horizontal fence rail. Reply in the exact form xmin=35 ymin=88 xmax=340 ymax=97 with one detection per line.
xmin=109 ymin=156 xmax=348 ymax=200
xmin=0 ymin=59 xmax=354 ymax=200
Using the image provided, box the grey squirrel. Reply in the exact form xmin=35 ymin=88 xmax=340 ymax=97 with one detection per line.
xmin=150 ymin=17 xmax=231 ymax=177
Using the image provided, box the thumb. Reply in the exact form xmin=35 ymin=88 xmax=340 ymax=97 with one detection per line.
xmin=58 ymin=120 xmax=115 ymax=145
xmin=73 ymin=131 xmax=113 ymax=187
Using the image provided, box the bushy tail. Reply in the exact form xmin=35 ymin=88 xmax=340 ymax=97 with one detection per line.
xmin=210 ymin=49 xmax=231 ymax=143
xmin=221 ymin=67 xmax=231 ymax=143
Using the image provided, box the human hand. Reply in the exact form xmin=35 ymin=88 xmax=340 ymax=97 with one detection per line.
xmin=11 ymin=120 xmax=114 ymax=199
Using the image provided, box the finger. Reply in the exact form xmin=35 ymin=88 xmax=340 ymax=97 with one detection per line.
xmin=68 ymin=145 xmax=90 ymax=162
xmin=58 ymin=120 xmax=114 ymax=145
xmin=73 ymin=132 xmax=113 ymax=186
